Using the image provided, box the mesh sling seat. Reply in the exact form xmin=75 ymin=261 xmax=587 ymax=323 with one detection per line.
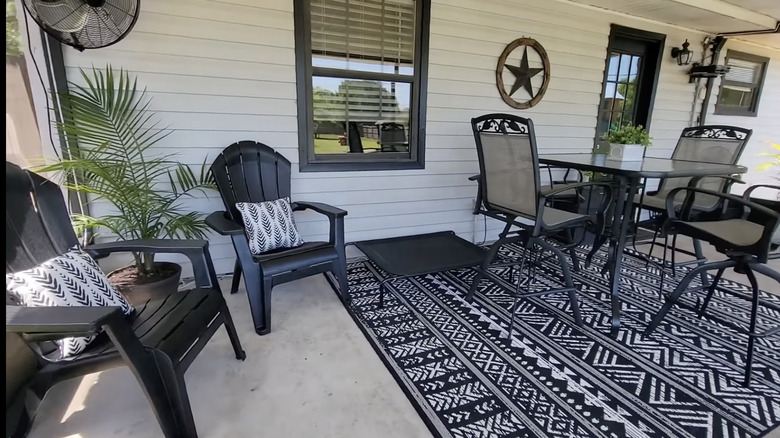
xmin=643 ymin=184 xmax=780 ymax=387
xmin=466 ymin=114 xmax=613 ymax=335
xmin=207 ymin=141 xmax=349 ymax=335
xmin=5 ymin=162 xmax=246 ymax=438
xmin=634 ymin=125 xmax=752 ymax=259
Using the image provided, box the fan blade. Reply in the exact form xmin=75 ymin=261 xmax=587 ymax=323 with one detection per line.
xmin=32 ymin=0 xmax=89 ymax=33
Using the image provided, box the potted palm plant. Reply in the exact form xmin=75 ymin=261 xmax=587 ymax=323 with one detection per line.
xmin=39 ymin=66 xmax=215 ymax=301
xmin=603 ymin=123 xmax=652 ymax=161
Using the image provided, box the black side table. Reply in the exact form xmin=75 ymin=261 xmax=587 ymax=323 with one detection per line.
xmin=355 ymin=231 xmax=488 ymax=307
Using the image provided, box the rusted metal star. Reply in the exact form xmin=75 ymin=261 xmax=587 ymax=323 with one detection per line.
xmin=505 ymin=47 xmax=544 ymax=98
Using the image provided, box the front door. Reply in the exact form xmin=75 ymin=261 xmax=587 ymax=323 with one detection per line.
xmin=596 ymin=25 xmax=665 ymax=147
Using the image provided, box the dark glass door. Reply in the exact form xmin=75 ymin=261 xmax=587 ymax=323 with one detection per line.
xmin=596 ymin=26 xmax=665 ymax=147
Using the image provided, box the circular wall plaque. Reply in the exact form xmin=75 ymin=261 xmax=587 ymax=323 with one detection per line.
xmin=495 ymin=38 xmax=551 ymax=109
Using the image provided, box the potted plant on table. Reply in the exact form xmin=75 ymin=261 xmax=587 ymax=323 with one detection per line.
xmin=603 ymin=123 xmax=652 ymax=161
xmin=39 ymin=66 xmax=215 ymax=302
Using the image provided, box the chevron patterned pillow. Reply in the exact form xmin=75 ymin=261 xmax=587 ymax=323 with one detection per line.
xmin=6 ymin=246 xmax=135 ymax=359
xmin=235 ymin=197 xmax=305 ymax=254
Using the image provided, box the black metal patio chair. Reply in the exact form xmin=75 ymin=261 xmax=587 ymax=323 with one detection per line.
xmin=207 ymin=141 xmax=349 ymax=335
xmin=633 ymin=125 xmax=752 ymax=264
xmin=466 ymin=114 xmax=614 ymax=336
xmin=643 ymin=184 xmax=779 ymax=387
xmin=5 ymin=162 xmax=246 ymax=438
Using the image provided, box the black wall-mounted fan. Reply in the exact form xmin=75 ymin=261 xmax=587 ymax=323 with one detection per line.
xmin=22 ymin=0 xmax=140 ymax=51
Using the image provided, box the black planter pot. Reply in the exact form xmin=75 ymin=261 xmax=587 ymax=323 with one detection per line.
xmin=108 ymin=262 xmax=182 ymax=305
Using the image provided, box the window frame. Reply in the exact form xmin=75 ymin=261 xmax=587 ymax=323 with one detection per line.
xmin=715 ymin=50 xmax=768 ymax=117
xmin=293 ymin=0 xmax=430 ymax=172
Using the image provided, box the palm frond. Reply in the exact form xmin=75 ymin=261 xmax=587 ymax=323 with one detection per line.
xmin=38 ymin=65 xmax=217 ymax=276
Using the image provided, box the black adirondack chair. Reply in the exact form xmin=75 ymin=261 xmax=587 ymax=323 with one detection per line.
xmin=207 ymin=141 xmax=349 ymax=335
xmin=5 ymin=162 xmax=246 ymax=438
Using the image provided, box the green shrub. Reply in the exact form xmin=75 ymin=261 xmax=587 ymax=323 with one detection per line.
xmin=602 ymin=123 xmax=652 ymax=147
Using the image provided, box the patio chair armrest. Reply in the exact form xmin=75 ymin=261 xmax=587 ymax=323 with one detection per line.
xmin=206 ymin=211 xmax=245 ymax=236
xmin=291 ymin=201 xmax=347 ymax=218
xmin=687 ymin=174 xmax=745 ymax=189
xmin=6 ymin=305 xmax=124 ymax=335
xmin=540 ymin=181 xmax=613 ymax=199
xmin=743 ymin=184 xmax=780 ymax=200
xmin=292 ymin=201 xmax=347 ymax=246
xmin=539 ymin=182 xmax=614 ymax=234
xmin=468 ymin=175 xmax=483 ymax=214
xmin=666 ymin=187 xmax=780 ymax=222
xmin=84 ymin=239 xmax=220 ymax=290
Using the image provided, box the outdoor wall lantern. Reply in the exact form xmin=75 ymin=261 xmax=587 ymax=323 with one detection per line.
xmin=671 ymin=39 xmax=693 ymax=66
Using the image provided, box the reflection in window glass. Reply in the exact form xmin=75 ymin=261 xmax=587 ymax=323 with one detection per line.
xmin=716 ymin=50 xmax=768 ymax=116
xmin=312 ymin=77 xmax=410 ymax=154
xmin=304 ymin=0 xmax=421 ymax=160
xmin=599 ymin=51 xmax=642 ymax=134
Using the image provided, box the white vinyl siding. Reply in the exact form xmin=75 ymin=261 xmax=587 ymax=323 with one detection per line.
xmin=57 ymin=0 xmax=779 ymax=275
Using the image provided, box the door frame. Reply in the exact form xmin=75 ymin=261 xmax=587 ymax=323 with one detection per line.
xmin=597 ymin=24 xmax=666 ymax=141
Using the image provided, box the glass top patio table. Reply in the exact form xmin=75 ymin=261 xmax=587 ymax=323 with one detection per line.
xmin=539 ymin=153 xmax=748 ymax=179
xmin=538 ymin=153 xmax=747 ymax=335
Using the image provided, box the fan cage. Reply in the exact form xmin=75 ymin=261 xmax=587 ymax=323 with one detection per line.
xmin=22 ymin=0 xmax=140 ymax=51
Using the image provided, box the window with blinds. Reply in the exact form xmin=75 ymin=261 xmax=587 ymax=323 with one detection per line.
xmin=716 ymin=50 xmax=768 ymax=117
xmin=295 ymin=0 xmax=429 ymax=171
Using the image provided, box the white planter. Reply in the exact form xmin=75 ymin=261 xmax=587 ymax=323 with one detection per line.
xmin=608 ymin=143 xmax=646 ymax=161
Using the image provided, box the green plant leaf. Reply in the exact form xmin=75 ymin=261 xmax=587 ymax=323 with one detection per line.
xmin=37 ymin=66 xmax=217 ymax=276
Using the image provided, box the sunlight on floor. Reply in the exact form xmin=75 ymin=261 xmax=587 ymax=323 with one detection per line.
xmin=61 ymin=374 xmax=99 ymax=426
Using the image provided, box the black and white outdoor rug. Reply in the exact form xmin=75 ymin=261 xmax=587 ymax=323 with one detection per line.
xmin=342 ymin=243 xmax=780 ymax=438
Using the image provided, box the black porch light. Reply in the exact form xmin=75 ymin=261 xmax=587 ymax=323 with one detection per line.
xmin=671 ymin=39 xmax=693 ymax=66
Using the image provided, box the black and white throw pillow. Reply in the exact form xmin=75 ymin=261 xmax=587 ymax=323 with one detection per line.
xmin=235 ymin=197 xmax=305 ymax=254
xmin=6 ymin=246 xmax=135 ymax=359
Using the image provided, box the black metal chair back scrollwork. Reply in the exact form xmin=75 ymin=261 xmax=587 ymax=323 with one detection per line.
xmin=207 ymin=141 xmax=350 ymax=336
xmin=657 ymin=125 xmax=752 ymax=211
xmin=633 ymin=125 xmax=752 ymax=270
xmin=473 ymin=114 xmax=541 ymax=224
xmin=5 ymin=162 xmax=246 ymax=438
xmin=467 ymin=114 xmax=614 ymax=336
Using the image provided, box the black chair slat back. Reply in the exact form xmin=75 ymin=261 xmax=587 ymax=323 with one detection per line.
xmin=6 ymin=162 xmax=78 ymax=274
xmin=210 ymin=141 xmax=293 ymax=223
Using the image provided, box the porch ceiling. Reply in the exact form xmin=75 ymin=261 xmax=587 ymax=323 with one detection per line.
xmin=567 ymin=0 xmax=780 ymax=35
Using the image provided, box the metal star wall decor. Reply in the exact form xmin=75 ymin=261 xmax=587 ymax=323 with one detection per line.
xmin=496 ymin=38 xmax=551 ymax=109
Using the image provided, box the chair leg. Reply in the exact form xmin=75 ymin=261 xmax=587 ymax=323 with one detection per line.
xmin=644 ymin=259 xmax=737 ymax=336
xmin=697 ymin=267 xmax=725 ymax=318
xmin=466 ymin=238 xmax=506 ymax=302
xmin=507 ymin=246 xmax=529 ymax=339
xmin=584 ymin=234 xmax=608 ymax=269
xmin=150 ymin=350 xmax=198 ymax=438
xmin=220 ymin=301 xmax=247 ymax=360
xmin=645 ymin=226 xmax=660 ymax=268
xmin=259 ymin=277 xmax=274 ymax=335
xmin=333 ymin=256 xmax=350 ymax=304
xmin=566 ymin=229 xmax=580 ymax=272
xmin=103 ymin=321 xmax=195 ymax=438
xmin=231 ymin=259 xmax=242 ymax=294
xmin=742 ymin=265 xmax=761 ymax=387
xmin=243 ymin=264 xmax=271 ymax=335
xmin=536 ymin=238 xmax=583 ymax=326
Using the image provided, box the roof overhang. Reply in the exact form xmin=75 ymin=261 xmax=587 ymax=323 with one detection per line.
xmin=565 ymin=0 xmax=779 ymax=48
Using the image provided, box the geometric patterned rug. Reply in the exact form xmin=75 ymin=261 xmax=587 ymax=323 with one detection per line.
xmin=342 ymin=242 xmax=780 ymax=438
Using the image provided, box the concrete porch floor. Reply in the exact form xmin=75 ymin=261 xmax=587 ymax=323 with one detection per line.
xmin=25 ymin=241 xmax=779 ymax=438
xmin=27 ymin=274 xmax=432 ymax=438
